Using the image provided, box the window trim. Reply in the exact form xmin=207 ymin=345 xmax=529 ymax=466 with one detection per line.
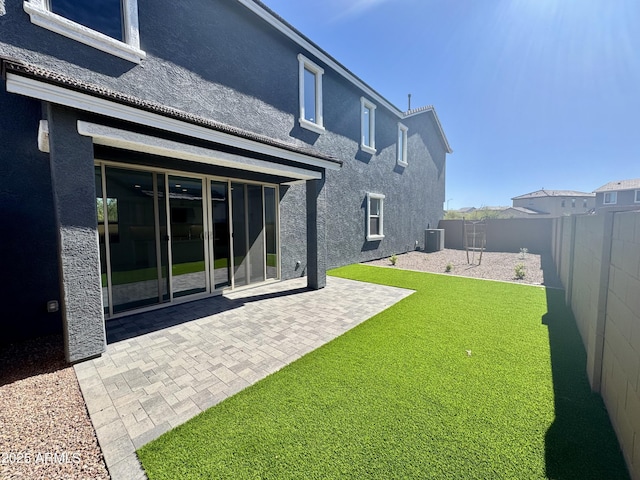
xmin=23 ymin=0 xmax=145 ymax=63
xmin=397 ymin=123 xmax=408 ymax=167
xmin=360 ymin=97 xmax=376 ymax=154
xmin=297 ymin=54 xmax=325 ymax=134
xmin=603 ymin=192 xmax=618 ymax=205
xmin=366 ymin=192 xmax=385 ymax=241
xmin=635 ymin=190 xmax=640 ymax=203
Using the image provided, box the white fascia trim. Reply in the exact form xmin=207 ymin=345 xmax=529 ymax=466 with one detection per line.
xmin=5 ymin=73 xmax=341 ymax=172
xmin=298 ymin=54 xmax=324 ymax=132
xmin=240 ymin=0 xmax=403 ymax=117
xmin=404 ymin=105 xmax=452 ymax=154
xmin=397 ymin=123 xmax=408 ymax=167
xmin=23 ymin=0 xmax=146 ymax=64
xmin=77 ymin=121 xmax=322 ymax=181
xmin=360 ymin=97 xmax=376 ymax=154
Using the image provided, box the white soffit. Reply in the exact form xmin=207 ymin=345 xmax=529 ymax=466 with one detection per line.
xmin=76 ymin=121 xmax=322 ymax=181
xmin=5 ymin=72 xmax=340 ymax=172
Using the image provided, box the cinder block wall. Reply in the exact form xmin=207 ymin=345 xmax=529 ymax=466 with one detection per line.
xmin=552 ymin=211 xmax=640 ymax=480
xmin=601 ymin=212 xmax=640 ymax=479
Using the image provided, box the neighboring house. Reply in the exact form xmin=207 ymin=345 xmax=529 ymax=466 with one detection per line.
xmin=593 ymin=178 xmax=640 ymax=213
xmin=511 ymin=189 xmax=595 ymax=217
xmin=0 ymin=0 xmax=451 ymax=362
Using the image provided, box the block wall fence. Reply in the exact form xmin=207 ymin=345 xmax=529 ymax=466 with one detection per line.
xmin=552 ymin=212 xmax=640 ymax=480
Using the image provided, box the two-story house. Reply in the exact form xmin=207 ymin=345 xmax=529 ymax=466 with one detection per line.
xmin=0 ymin=0 xmax=451 ymax=362
xmin=594 ymin=179 xmax=640 ymax=213
xmin=511 ymin=189 xmax=595 ymax=217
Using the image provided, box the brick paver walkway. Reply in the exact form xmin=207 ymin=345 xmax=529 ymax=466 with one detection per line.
xmin=74 ymin=276 xmax=413 ymax=479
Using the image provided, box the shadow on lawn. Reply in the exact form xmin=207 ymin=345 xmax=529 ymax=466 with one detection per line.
xmin=542 ymin=288 xmax=629 ymax=479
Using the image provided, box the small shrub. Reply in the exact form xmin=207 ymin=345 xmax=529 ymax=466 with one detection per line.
xmin=515 ymin=263 xmax=526 ymax=279
xmin=519 ymin=247 xmax=528 ymax=260
xmin=445 ymin=263 xmax=453 ymax=273
xmin=390 ymin=254 xmax=398 ymax=266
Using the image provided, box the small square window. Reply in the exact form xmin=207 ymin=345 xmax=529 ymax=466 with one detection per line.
xmin=360 ymin=97 xmax=376 ymax=154
xmin=603 ymin=192 xmax=617 ymax=205
xmin=24 ymin=0 xmax=145 ymax=63
xmin=366 ymin=193 xmax=385 ymax=241
xmin=298 ymin=54 xmax=325 ymax=134
xmin=397 ymin=123 xmax=408 ymax=167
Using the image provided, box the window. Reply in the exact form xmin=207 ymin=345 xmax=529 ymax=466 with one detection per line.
xmin=635 ymin=190 xmax=640 ymax=203
xmin=571 ymin=199 xmax=576 ymax=208
xmin=561 ymin=200 xmax=566 ymax=208
xmin=397 ymin=123 xmax=408 ymax=166
xmin=23 ymin=0 xmax=145 ymax=63
xmin=603 ymin=192 xmax=617 ymax=205
xmin=366 ymin=193 xmax=385 ymax=241
xmin=298 ymin=54 xmax=324 ymax=134
xmin=360 ymin=97 xmax=376 ymax=154
xmin=583 ymin=199 xmax=588 ymax=208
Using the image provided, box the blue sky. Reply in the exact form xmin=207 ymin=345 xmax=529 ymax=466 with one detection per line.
xmin=260 ymin=0 xmax=639 ymax=209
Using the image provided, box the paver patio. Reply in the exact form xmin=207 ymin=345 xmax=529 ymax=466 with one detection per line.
xmin=74 ymin=276 xmax=414 ymax=480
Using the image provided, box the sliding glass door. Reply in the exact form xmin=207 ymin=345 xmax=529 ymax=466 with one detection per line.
xmin=97 ymin=164 xmax=279 ymax=317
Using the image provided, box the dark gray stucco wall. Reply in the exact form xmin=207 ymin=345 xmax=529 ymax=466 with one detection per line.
xmin=47 ymin=105 xmax=105 ymax=362
xmin=0 ymin=0 xmax=448 ymax=335
xmin=0 ymin=88 xmax=62 ymax=343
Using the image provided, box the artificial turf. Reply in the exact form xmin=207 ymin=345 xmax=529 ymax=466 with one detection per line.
xmin=137 ymin=265 xmax=629 ymax=479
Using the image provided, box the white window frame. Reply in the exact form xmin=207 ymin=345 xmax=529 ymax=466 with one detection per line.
xmin=298 ymin=54 xmax=325 ymax=134
xmin=603 ymin=192 xmax=618 ymax=205
xmin=635 ymin=190 xmax=640 ymax=203
xmin=360 ymin=97 xmax=376 ymax=154
xmin=366 ymin=192 xmax=385 ymax=241
xmin=23 ymin=0 xmax=145 ymax=63
xmin=397 ymin=123 xmax=408 ymax=167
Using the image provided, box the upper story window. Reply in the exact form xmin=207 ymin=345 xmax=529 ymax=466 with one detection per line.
xmin=298 ymin=54 xmax=325 ymax=134
xmin=360 ymin=97 xmax=376 ymax=154
xmin=23 ymin=0 xmax=145 ymax=63
xmin=603 ymin=192 xmax=617 ymax=205
xmin=571 ymin=199 xmax=576 ymax=208
xmin=561 ymin=200 xmax=566 ymax=208
xmin=366 ymin=193 xmax=385 ymax=241
xmin=635 ymin=190 xmax=640 ymax=203
xmin=397 ymin=123 xmax=408 ymax=167
xmin=583 ymin=199 xmax=588 ymax=208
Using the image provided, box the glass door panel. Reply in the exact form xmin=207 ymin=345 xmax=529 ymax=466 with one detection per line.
xmin=231 ymin=183 xmax=248 ymax=287
xmin=210 ymin=181 xmax=231 ymax=289
xmin=264 ymin=186 xmax=278 ymax=280
xmin=168 ymin=175 xmax=207 ymax=298
xmin=156 ymin=174 xmax=170 ymax=303
xmin=105 ymin=167 xmax=160 ymax=313
xmin=247 ymin=184 xmax=265 ymax=283
xmin=95 ymin=166 xmax=109 ymax=315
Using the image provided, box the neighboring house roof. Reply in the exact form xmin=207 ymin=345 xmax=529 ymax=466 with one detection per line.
xmin=594 ymin=178 xmax=640 ymax=193
xmin=244 ymin=0 xmax=453 ymax=154
xmin=506 ymin=207 xmax=546 ymax=215
xmin=512 ymin=189 xmax=595 ymax=200
xmin=1 ymin=58 xmax=342 ymax=168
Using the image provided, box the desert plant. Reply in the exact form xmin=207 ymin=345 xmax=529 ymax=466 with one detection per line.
xmin=445 ymin=262 xmax=453 ymax=273
xmin=515 ymin=263 xmax=526 ymax=279
xmin=390 ymin=254 xmax=398 ymax=266
xmin=519 ymin=247 xmax=528 ymax=260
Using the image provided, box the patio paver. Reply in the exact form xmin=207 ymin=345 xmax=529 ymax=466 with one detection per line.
xmin=74 ymin=276 xmax=413 ymax=480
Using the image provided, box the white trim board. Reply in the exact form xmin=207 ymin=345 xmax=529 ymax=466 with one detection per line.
xmin=77 ymin=121 xmax=322 ymax=181
xmin=5 ymin=72 xmax=340 ymax=172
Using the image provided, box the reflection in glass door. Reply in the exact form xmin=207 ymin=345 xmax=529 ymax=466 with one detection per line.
xmin=210 ymin=181 xmax=231 ymax=289
xmin=97 ymin=165 xmax=279 ymax=317
xmin=168 ymin=176 xmax=207 ymax=298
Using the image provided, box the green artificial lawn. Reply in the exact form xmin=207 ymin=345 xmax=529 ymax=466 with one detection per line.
xmin=137 ymin=265 xmax=629 ymax=479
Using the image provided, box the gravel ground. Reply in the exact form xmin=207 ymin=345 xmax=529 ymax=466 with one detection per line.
xmin=366 ymin=248 xmax=563 ymax=288
xmin=0 ymin=335 xmax=109 ymax=480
